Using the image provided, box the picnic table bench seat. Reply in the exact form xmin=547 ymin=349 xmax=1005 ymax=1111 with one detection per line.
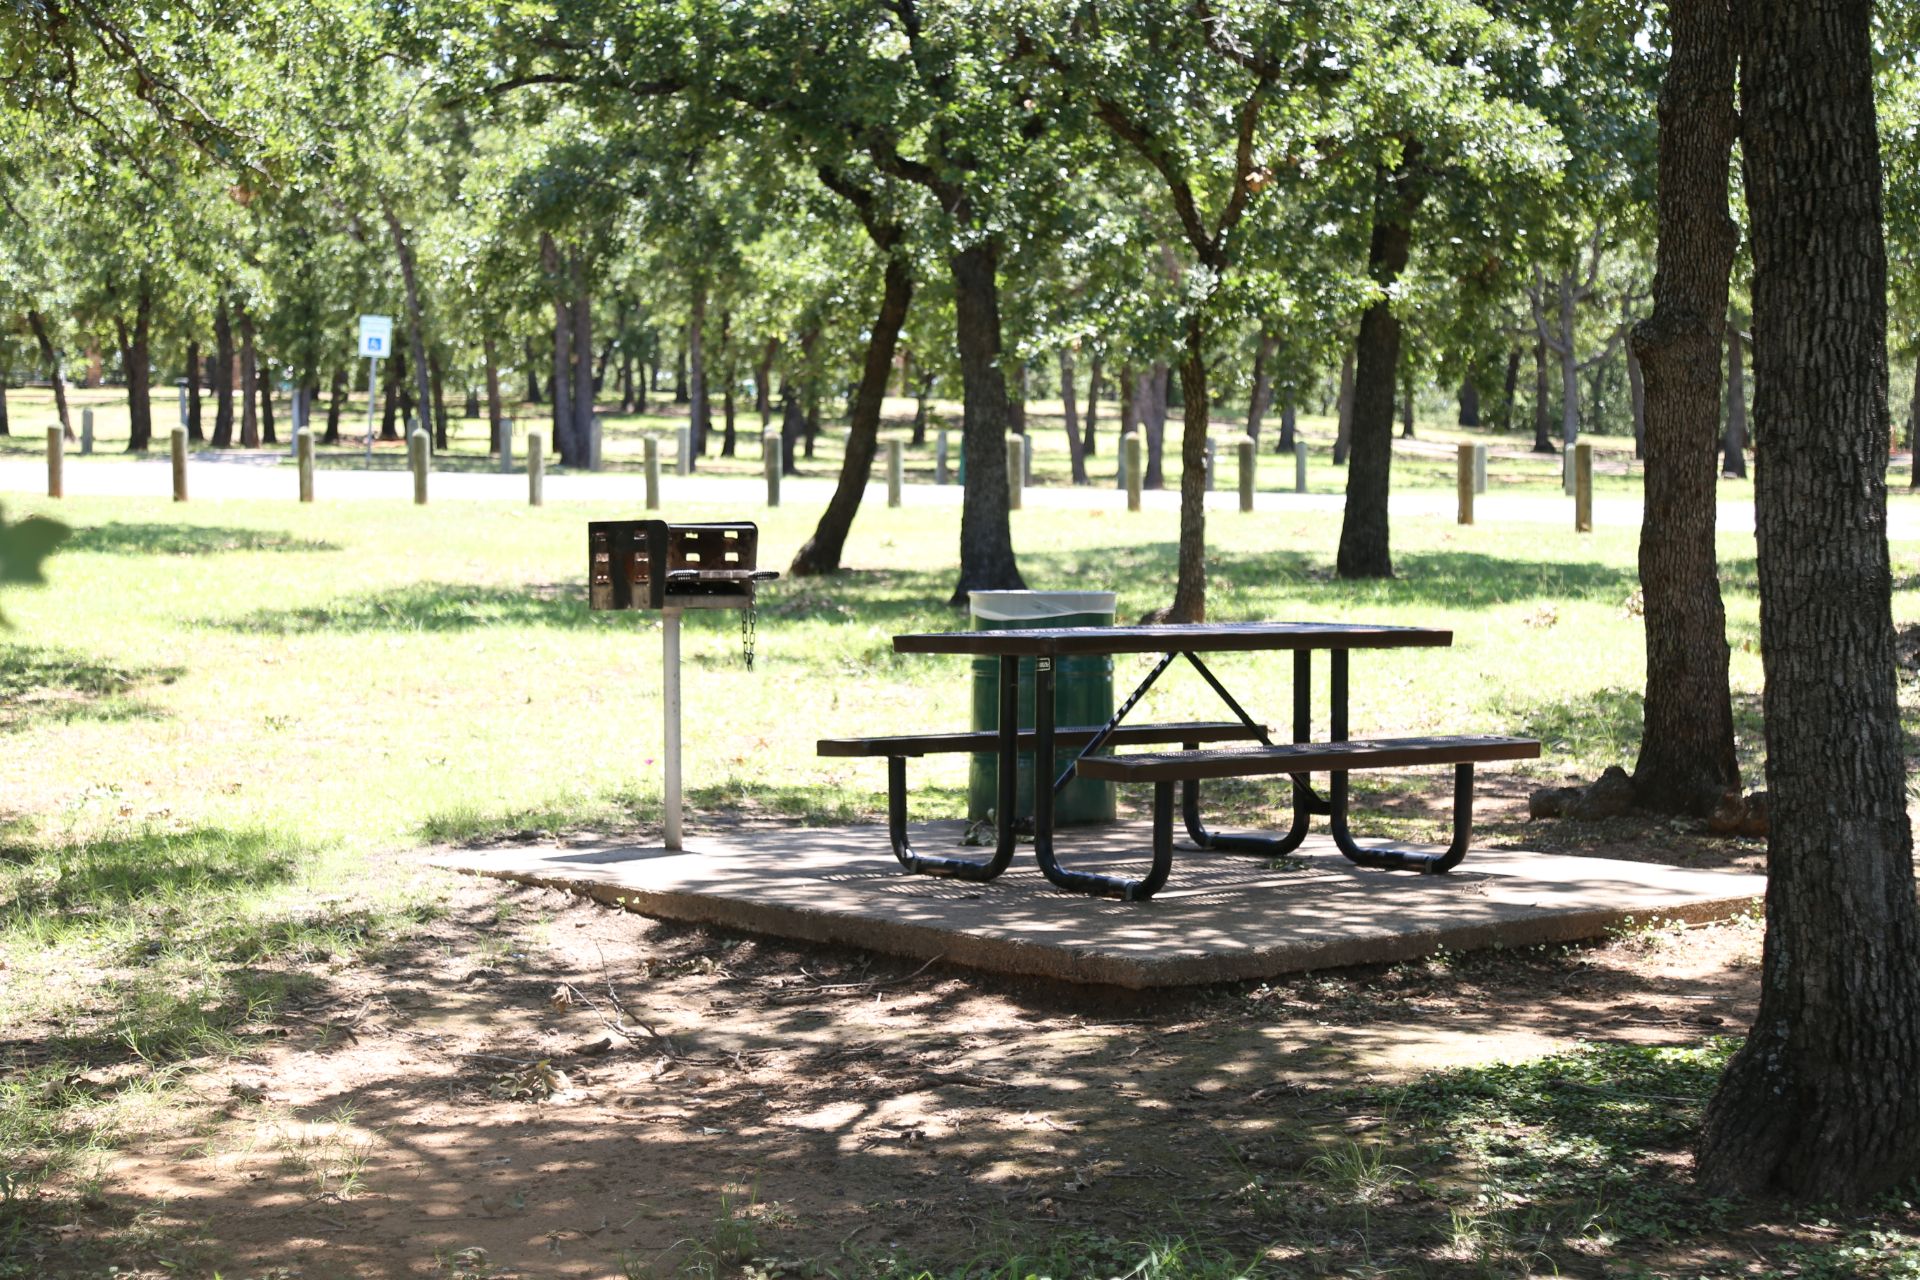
xmin=1076 ymin=733 xmax=1541 ymax=880
xmin=818 ymin=720 xmax=1270 ymax=882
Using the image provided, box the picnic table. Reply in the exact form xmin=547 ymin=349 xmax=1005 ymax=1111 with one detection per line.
xmin=821 ymin=621 xmax=1538 ymax=901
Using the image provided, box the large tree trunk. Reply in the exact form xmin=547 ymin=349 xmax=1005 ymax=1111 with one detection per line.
xmin=384 ymin=206 xmax=436 ymax=449
xmin=791 ymin=249 xmax=913 ymax=576
xmin=324 ymin=365 xmax=345 ymax=444
xmin=1084 ymin=354 xmax=1102 ymax=455
xmin=1059 ymin=348 xmax=1087 ymax=484
xmin=1531 ymin=339 xmax=1556 ymax=452
xmin=1558 ymin=291 xmax=1582 ymax=450
xmin=381 ymin=348 xmax=405 ymax=440
xmin=1909 ymin=346 xmax=1920 ymax=488
xmin=238 ymin=303 xmax=260 ymax=448
xmin=688 ymin=277 xmax=709 ymax=457
xmin=719 ymin=309 xmax=737 ymax=457
xmin=211 ymin=303 xmax=234 ymax=447
xmin=1629 ymin=0 xmax=1741 ymax=818
xmin=1337 ymin=162 xmax=1422 ymax=580
xmin=1278 ymin=388 xmax=1298 ymax=452
xmin=259 ymin=363 xmax=276 ymax=446
xmin=185 ymin=341 xmax=203 ymax=442
xmin=541 ymin=234 xmax=575 ymax=464
xmin=1333 ymin=347 xmax=1355 ymax=465
xmin=1246 ymin=332 xmax=1276 ymax=441
xmin=947 ymin=241 xmax=1025 ymax=602
xmin=1697 ymin=0 xmax=1920 ymax=1203
xmin=0 ymin=376 xmax=8 ymax=436
xmin=801 ymin=330 xmax=821 ymax=459
xmin=1164 ymin=313 xmax=1211 ymax=621
xmin=673 ymin=343 xmax=688 ymax=403
xmin=1722 ymin=315 xmax=1748 ymax=477
xmin=28 ymin=310 xmax=73 ymax=440
xmin=1458 ymin=374 xmax=1480 ymax=426
xmin=1401 ymin=364 xmax=1417 ymax=438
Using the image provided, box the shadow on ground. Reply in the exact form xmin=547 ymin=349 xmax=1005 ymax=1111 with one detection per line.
xmin=0 ymin=644 xmax=179 ymax=733
xmin=63 ymin=522 xmax=339 ymax=557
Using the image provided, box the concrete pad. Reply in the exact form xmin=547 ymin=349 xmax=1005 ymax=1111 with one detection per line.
xmin=433 ymin=821 xmax=1764 ymax=990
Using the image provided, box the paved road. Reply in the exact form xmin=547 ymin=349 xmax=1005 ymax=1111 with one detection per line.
xmin=11 ymin=451 xmax=1919 ymax=539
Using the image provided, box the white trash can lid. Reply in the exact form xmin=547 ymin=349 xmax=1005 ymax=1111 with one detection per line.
xmin=968 ymin=590 xmax=1118 ymax=621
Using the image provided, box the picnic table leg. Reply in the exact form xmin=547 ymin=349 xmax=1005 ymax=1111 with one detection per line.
xmin=1329 ymin=762 xmax=1475 ymax=874
xmin=1031 ymin=657 xmax=1171 ymax=900
xmin=1179 ymin=648 xmax=1317 ymax=855
xmin=883 ymin=656 xmax=1020 ymax=881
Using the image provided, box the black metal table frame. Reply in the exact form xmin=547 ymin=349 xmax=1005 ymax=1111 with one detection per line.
xmin=889 ymin=640 xmax=1476 ymax=901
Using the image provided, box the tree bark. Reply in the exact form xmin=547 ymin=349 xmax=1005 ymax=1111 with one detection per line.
xmin=185 ymin=341 xmax=203 ymax=442
xmin=238 ymin=302 xmax=260 ymax=449
xmin=571 ymin=280 xmax=594 ymax=466
xmin=211 ymin=303 xmax=234 ymax=448
xmin=1333 ymin=347 xmax=1355 ymax=465
xmin=756 ymin=338 xmax=777 ymax=429
xmin=1697 ymin=0 xmax=1920 ymax=1203
xmin=1337 ymin=158 xmax=1422 ymax=580
xmin=1278 ymin=387 xmax=1297 ymax=452
xmin=381 ymin=348 xmax=406 ymax=440
xmin=673 ymin=343 xmax=688 ymax=403
xmin=482 ymin=334 xmax=503 ymax=451
xmin=116 ymin=290 xmax=153 ymax=452
xmin=1910 ymin=346 xmax=1920 ymax=488
xmin=801 ymin=329 xmax=821 ymax=459
xmin=0 ymin=376 xmax=8 ymax=436
xmin=1059 ymin=348 xmax=1087 ymax=484
xmin=383 ymin=206 xmax=436 ymax=449
xmin=259 ymin=361 xmax=276 ymax=446
xmin=325 ymin=365 xmax=345 ymax=444
xmin=946 ymin=241 xmax=1025 ymax=601
xmin=427 ymin=349 xmax=448 ymax=450
xmin=1458 ymin=374 xmax=1480 ymax=426
xmin=1401 ymin=364 xmax=1417 ymax=438
xmin=1165 ymin=313 xmax=1211 ymax=621
xmin=1497 ymin=348 xmax=1521 ymax=433
xmin=27 ymin=310 xmax=73 ymax=440
xmin=1009 ymin=361 xmax=1027 ymax=435
xmin=1084 ymin=354 xmax=1102 ymax=455
xmin=779 ymin=386 xmax=803 ymax=476
xmin=1627 ymin=341 xmax=1646 ymax=459
xmin=539 ymin=234 xmax=574 ymax=465
xmin=688 ymin=276 xmax=709 ymax=457
xmin=1722 ymin=315 xmax=1748 ymax=477
xmin=1246 ymin=332 xmax=1276 ymax=441
xmin=1143 ymin=363 xmax=1168 ymax=489
xmin=1531 ymin=339 xmax=1556 ymax=452
xmin=719 ymin=309 xmax=737 ymax=457
xmin=524 ymin=337 xmax=544 ymax=405
xmin=791 ymin=245 xmax=913 ymax=576
xmin=1629 ymin=0 xmax=1742 ymax=818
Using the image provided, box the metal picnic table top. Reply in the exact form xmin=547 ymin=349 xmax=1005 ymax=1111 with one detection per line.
xmin=892 ymin=620 xmax=1454 ymax=658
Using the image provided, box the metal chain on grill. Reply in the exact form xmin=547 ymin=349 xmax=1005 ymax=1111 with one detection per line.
xmin=742 ymin=599 xmax=758 ymax=671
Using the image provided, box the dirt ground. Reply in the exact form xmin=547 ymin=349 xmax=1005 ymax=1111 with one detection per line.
xmin=6 ymin=797 xmax=1787 ymax=1280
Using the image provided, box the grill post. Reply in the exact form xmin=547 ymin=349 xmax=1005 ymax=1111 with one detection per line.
xmin=663 ymin=606 xmax=683 ymax=850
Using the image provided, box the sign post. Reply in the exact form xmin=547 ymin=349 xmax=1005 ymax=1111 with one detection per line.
xmin=357 ymin=315 xmax=393 ymax=466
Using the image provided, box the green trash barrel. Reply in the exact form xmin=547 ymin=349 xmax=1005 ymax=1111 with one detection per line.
xmin=967 ymin=590 xmax=1117 ymax=826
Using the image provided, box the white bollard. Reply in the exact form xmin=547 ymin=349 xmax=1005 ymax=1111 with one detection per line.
xmin=1236 ymin=435 xmax=1255 ymax=513
xmin=498 ymin=418 xmax=514 ymax=474
xmin=46 ymin=427 xmax=62 ymax=498
xmin=528 ymin=432 xmax=544 ymax=506
xmin=887 ymin=438 xmax=903 ymax=508
xmin=676 ymin=425 xmax=691 ymax=476
xmin=936 ymin=429 xmax=949 ymax=485
xmin=644 ymin=436 xmax=661 ymax=510
xmin=589 ymin=415 xmax=603 ymax=472
xmin=1204 ymin=437 xmax=1217 ymax=492
xmin=764 ymin=436 xmax=781 ymax=508
xmin=1006 ymin=435 xmax=1024 ymax=510
xmin=80 ymin=408 xmax=93 ymax=456
xmin=1294 ymin=440 xmax=1308 ymax=494
xmin=1473 ymin=443 xmax=1487 ymax=495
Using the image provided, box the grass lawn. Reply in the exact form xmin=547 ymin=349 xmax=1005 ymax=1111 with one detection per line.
xmin=2 ymin=460 xmax=1919 ymax=1276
